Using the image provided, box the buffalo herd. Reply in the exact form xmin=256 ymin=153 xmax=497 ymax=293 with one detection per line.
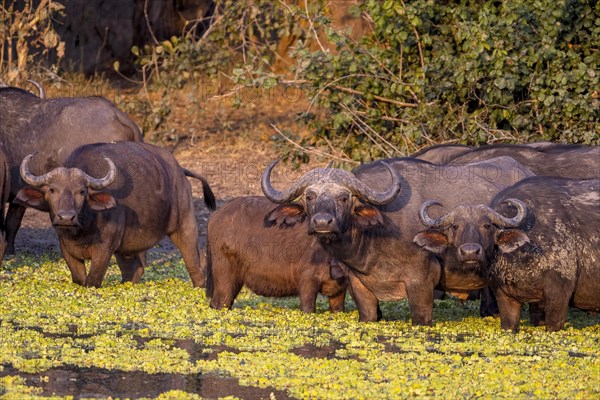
xmin=0 ymin=82 xmax=598 ymax=332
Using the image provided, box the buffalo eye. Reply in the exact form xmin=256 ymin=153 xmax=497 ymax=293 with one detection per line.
xmin=305 ymin=192 xmax=315 ymax=202
xmin=48 ymin=187 xmax=56 ymax=194
xmin=482 ymin=223 xmax=491 ymax=230
xmin=338 ymin=195 xmax=350 ymax=204
xmin=450 ymin=224 xmax=459 ymax=232
xmin=79 ymin=189 xmax=86 ymax=195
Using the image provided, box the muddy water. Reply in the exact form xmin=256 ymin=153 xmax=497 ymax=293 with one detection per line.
xmin=0 ymin=336 xmax=296 ymax=399
xmin=1 ymin=330 xmax=370 ymax=399
xmin=0 ymin=365 xmax=292 ymax=399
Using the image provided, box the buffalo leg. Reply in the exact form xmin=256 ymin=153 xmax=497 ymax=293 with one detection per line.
xmin=5 ymin=203 xmax=26 ymax=255
xmin=542 ymin=277 xmax=573 ymax=332
xmin=405 ymin=255 xmax=440 ymax=326
xmin=298 ymin=284 xmax=319 ymax=313
xmin=347 ymin=273 xmax=380 ymax=322
xmin=209 ymin=275 xmax=243 ymax=310
xmin=85 ymin=251 xmax=113 ymax=288
xmin=169 ymin=223 xmax=205 ymax=288
xmin=297 ymin=274 xmax=320 ymax=313
xmin=405 ymin=281 xmax=435 ymax=326
xmin=528 ymin=303 xmax=545 ymax=326
xmin=59 ymin=242 xmax=87 ymax=286
xmin=495 ymin=287 xmax=523 ymax=332
xmin=327 ymin=291 xmax=346 ymax=313
xmin=139 ymin=251 xmax=148 ymax=269
xmin=479 ymin=286 xmax=499 ymax=317
xmin=207 ymin=248 xmax=242 ymax=309
xmin=116 ymin=253 xmax=144 ymax=283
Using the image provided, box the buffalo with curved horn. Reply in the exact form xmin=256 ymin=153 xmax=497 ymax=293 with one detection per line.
xmin=16 ymin=142 xmax=216 ymax=288
xmin=263 ymin=156 xmax=535 ymax=325
xmin=0 ymin=84 xmax=143 ymax=255
xmin=488 ymin=176 xmax=600 ymax=332
xmin=416 ymin=198 xmax=529 ymax=262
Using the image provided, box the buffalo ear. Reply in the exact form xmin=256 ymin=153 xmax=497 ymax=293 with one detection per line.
xmin=352 ymin=204 xmax=384 ymax=227
xmin=413 ymin=230 xmax=449 ymax=253
xmin=14 ymin=187 xmax=50 ymax=211
xmin=496 ymin=229 xmax=530 ymax=253
xmin=264 ymin=203 xmax=306 ymax=228
xmin=88 ymin=191 xmax=116 ymax=211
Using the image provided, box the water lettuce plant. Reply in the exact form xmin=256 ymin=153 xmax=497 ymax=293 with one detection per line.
xmin=0 ymin=253 xmax=598 ymax=399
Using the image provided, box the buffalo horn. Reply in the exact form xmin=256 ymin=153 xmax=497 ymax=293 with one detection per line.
xmin=83 ymin=157 xmax=116 ymax=190
xmin=262 ymin=160 xmax=401 ymax=206
xmin=261 ymin=160 xmax=316 ymax=203
xmin=418 ymin=200 xmax=451 ymax=228
xmin=344 ymin=162 xmax=401 ymax=206
xmin=489 ymin=198 xmax=528 ymax=228
xmin=27 ymin=79 xmax=46 ymax=99
xmin=20 ymin=154 xmax=54 ymax=187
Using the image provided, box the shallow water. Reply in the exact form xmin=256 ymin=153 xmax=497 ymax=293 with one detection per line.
xmin=0 ymin=365 xmax=292 ymax=399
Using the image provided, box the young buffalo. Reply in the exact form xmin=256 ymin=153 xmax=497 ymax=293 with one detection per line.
xmin=15 ymin=142 xmax=216 ymax=288
xmin=206 ymin=196 xmax=347 ymax=313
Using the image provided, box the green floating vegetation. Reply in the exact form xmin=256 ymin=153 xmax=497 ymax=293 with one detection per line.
xmin=0 ymin=255 xmax=599 ymax=399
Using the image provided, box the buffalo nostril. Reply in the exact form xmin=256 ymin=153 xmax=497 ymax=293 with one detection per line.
xmin=314 ymin=215 xmax=332 ymax=226
xmin=311 ymin=213 xmax=335 ymax=232
xmin=55 ymin=211 xmax=78 ymax=225
xmin=459 ymin=243 xmax=483 ymax=257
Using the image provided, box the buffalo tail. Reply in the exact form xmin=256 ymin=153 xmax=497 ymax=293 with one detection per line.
xmin=182 ymin=168 xmax=217 ymax=211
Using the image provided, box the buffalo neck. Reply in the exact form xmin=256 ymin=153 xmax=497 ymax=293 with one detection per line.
xmin=317 ymin=224 xmax=399 ymax=275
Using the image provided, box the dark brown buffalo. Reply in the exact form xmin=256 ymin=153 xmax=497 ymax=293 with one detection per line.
xmin=415 ymin=176 xmax=600 ymax=331
xmin=0 ymin=86 xmax=143 ymax=254
xmin=15 ymin=142 xmax=216 ymax=288
xmin=412 ymin=200 xmax=527 ymax=317
xmin=261 ymin=156 xmax=533 ymax=324
xmin=447 ymin=144 xmax=600 ymax=178
xmin=488 ymin=177 xmax=600 ymax=331
xmin=440 ymin=142 xmax=599 ymax=314
xmin=206 ymin=196 xmax=347 ymax=312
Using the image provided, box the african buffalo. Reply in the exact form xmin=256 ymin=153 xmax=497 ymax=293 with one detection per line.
xmin=447 ymin=144 xmax=599 ymax=178
xmin=487 ymin=177 xmax=600 ymax=332
xmin=261 ymin=156 xmax=533 ymax=324
xmin=0 ymin=86 xmax=143 ymax=254
xmin=15 ymin=141 xmax=216 ymax=288
xmin=206 ymin=196 xmax=347 ymax=312
xmin=412 ymin=200 xmax=527 ymax=317
xmin=423 ymin=142 xmax=599 ymax=314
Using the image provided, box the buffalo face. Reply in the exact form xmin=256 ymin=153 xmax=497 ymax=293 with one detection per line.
xmin=303 ymin=184 xmax=352 ymax=239
xmin=15 ymin=154 xmax=117 ymax=229
xmin=261 ymin=160 xmax=401 ymax=242
xmin=413 ymin=199 xmax=530 ymax=271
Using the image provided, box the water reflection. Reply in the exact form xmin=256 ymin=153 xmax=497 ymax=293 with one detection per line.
xmin=0 ymin=365 xmax=292 ymax=399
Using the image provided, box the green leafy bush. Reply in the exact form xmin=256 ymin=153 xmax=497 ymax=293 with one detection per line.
xmin=293 ymin=0 xmax=599 ymax=162
xmin=127 ymin=0 xmax=598 ymax=160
